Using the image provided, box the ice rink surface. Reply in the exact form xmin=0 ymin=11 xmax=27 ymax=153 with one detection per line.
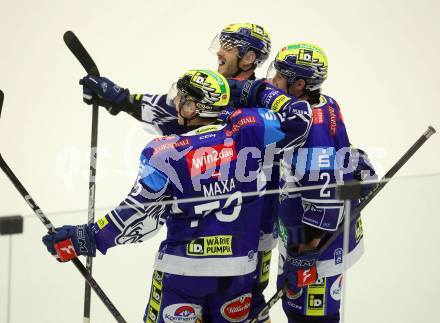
xmin=0 ymin=0 xmax=439 ymax=322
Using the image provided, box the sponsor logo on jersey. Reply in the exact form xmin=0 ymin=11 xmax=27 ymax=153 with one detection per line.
xmin=262 ymin=89 xmax=281 ymax=107
xmin=313 ymin=108 xmax=324 ymax=124
xmin=146 ymin=271 xmax=164 ymax=323
xmin=162 ymin=303 xmax=201 ymax=322
xmin=186 ymin=142 xmax=237 ymax=176
xmin=154 ymin=135 xmax=176 ymax=142
xmin=328 ymin=106 xmax=337 ymax=136
xmin=199 ymin=133 xmax=216 ymax=140
xmin=229 ymin=108 xmax=243 ymax=119
xmin=220 ymin=294 xmax=252 ymax=322
xmin=187 ymin=235 xmax=233 ymax=256
xmin=271 ymin=94 xmax=290 ymax=112
xmin=153 ymin=138 xmax=191 ymax=155
xmin=260 ymin=250 xmax=272 ymax=283
xmin=278 ymin=218 xmax=288 ymax=246
xmin=96 ymin=216 xmax=109 ymax=229
xmin=202 ymin=179 xmax=236 ymax=197
xmin=330 ymin=275 xmax=343 ymax=301
xmin=195 ymin=126 xmax=220 ymax=134
xmin=334 ymin=248 xmax=343 ymax=265
xmin=306 ymin=278 xmax=326 ymax=316
xmin=355 ymin=218 xmax=363 ymax=242
xmin=312 ymin=277 xmax=326 ymax=287
xmin=224 ymin=116 xmax=257 ymax=136
xmin=307 ymin=293 xmax=324 ymax=309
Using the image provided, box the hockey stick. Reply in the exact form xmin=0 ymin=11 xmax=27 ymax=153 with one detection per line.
xmin=0 ymin=90 xmax=127 ymax=323
xmin=249 ymin=126 xmax=436 ymax=323
xmin=63 ymin=30 xmax=100 ymax=323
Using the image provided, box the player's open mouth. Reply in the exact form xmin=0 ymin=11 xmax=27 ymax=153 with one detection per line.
xmin=218 ymin=59 xmax=225 ymax=66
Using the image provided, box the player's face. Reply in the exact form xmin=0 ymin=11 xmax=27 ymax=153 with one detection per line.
xmin=271 ymin=71 xmax=289 ymax=92
xmin=216 ymin=44 xmax=240 ymax=78
xmin=175 ymin=94 xmax=197 ymax=125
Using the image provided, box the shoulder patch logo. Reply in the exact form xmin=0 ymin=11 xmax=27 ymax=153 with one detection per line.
xmin=313 ymin=108 xmax=324 ymax=124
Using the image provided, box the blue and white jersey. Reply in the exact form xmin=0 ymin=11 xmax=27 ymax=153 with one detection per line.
xmin=91 ymin=101 xmax=312 ymax=277
xmin=132 ymin=84 xmax=310 ymax=253
xmin=276 ymin=94 xmax=377 ymax=278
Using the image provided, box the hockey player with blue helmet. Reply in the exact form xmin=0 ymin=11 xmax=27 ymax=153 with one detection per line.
xmin=43 ymin=68 xmax=313 ymax=323
xmin=265 ymin=43 xmax=377 ymax=323
xmin=77 ymin=23 xmax=277 ymax=322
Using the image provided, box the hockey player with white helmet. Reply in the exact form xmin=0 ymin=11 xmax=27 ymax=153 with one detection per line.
xmin=43 ymin=68 xmax=313 ymax=323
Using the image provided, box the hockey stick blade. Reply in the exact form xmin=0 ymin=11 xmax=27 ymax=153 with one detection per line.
xmin=250 ymin=126 xmax=436 ymax=322
xmin=63 ymin=31 xmax=100 ymax=76
xmin=0 ymin=93 xmax=126 ymax=323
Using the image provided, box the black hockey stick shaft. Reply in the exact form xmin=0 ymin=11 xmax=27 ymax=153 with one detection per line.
xmin=0 ymin=91 xmax=126 ymax=322
xmin=63 ymin=30 xmax=100 ymax=322
xmin=249 ymin=126 xmax=436 ymax=323
xmin=0 ymin=154 xmax=127 ymax=323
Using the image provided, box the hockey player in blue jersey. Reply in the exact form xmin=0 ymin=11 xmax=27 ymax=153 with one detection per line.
xmin=80 ymin=23 xmax=271 ymax=136
xmin=77 ymin=23 xmax=277 ymax=322
xmin=263 ymin=43 xmax=377 ymax=323
xmin=43 ymin=69 xmax=313 ymax=322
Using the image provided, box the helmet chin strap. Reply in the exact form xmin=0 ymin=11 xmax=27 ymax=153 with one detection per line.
xmin=178 ymin=98 xmax=199 ymax=128
xmin=232 ymin=56 xmax=254 ymax=78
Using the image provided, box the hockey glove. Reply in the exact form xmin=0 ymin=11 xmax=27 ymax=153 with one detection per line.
xmin=42 ymin=224 xmax=96 ymax=262
xmin=353 ymin=148 xmax=378 ymax=199
xmin=282 ymin=249 xmax=319 ymax=292
xmin=80 ymin=75 xmax=129 ymax=115
xmin=227 ymin=78 xmax=267 ymax=107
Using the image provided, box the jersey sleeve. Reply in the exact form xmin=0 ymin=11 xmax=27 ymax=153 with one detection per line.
xmin=91 ymin=145 xmax=172 ymax=254
xmin=113 ymin=91 xmax=186 ymax=136
xmin=134 ymin=93 xmax=187 ymax=136
xmin=258 ymin=86 xmax=312 ymax=151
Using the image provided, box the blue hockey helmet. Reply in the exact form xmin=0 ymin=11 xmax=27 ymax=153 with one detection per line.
xmin=210 ymin=23 xmax=271 ymax=67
